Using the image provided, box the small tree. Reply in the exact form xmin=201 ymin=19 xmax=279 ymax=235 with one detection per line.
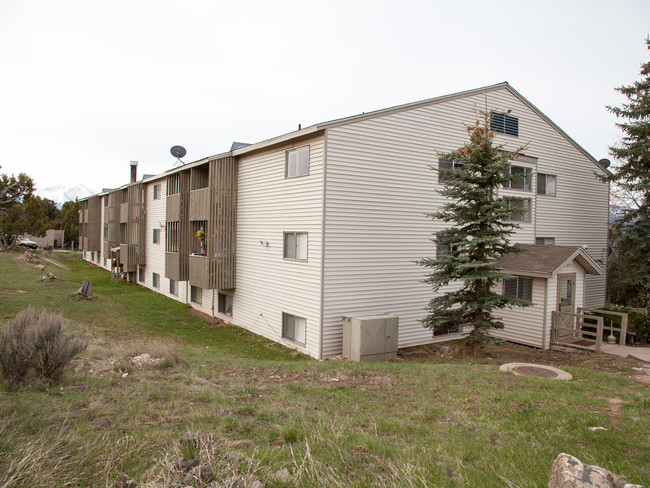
xmin=0 ymin=169 xmax=35 ymax=249
xmin=602 ymin=38 xmax=650 ymax=315
xmin=418 ymin=110 xmax=531 ymax=355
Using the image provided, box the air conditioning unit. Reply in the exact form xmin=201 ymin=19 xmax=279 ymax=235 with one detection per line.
xmin=342 ymin=315 xmax=399 ymax=362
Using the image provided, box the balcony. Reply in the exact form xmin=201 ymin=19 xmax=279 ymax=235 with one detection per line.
xmin=189 ymin=188 xmax=209 ymax=221
xmin=189 ymin=253 xmax=209 ymax=289
xmin=120 ymin=203 xmax=128 ymax=223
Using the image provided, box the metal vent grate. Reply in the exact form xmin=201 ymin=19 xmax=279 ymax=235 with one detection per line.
xmin=490 ymin=112 xmax=519 ymax=137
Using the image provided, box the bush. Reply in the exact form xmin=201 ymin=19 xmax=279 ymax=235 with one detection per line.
xmin=0 ymin=307 xmax=87 ymax=386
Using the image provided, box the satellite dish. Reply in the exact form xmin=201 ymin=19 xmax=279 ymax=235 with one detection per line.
xmin=170 ymin=145 xmax=187 ymax=159
xmin=598 ymin=158 xmax=611 ymax=169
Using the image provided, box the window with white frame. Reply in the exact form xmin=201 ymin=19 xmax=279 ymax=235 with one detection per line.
xmin=152 ymin=273 xmax=160 ymax=289
xmin=153 ymin=184 xmax=161 ymax=200
xmin=506 ymin=198 xmax=532 ymax=222
xmin=282 ymin=312 xmax=306 ymax=344
xmin=190 ymin=285 xmax=202 ymax=305
xmin=169 ymin=279 xmax=178 ymax=296
xmin=284 ymin=232 xmax=307 ymax=261
xmin=536 ymin=237 xmax=555 ymax=245
xmin=436 ymin=233 xmax=460 ymax=257
xmin=153 ymin=228 xmax=160 ymax=244
xmin=285 ymin=146 xmax=310 ymax=178
xmin=218 ymin=292 xmax=233 ymax=316
xmin=438 ymin=159 xmax=464 ymax=182
xmin=503 ymin=166 xmax=532 ymax=191
xmin=503 ymin=276 xmax=533 ymax=301
xmin=138 ymin=267 xmax=145 ymax=283
xmin=537 ymin=173 xmax=557 ymax=196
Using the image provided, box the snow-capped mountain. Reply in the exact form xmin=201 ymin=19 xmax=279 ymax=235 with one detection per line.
xmin=35 ymin=184 xmax=97 ymax=208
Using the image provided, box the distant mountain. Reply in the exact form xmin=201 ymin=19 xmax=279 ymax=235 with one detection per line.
xmin=35 ymin=184 xmax=97 ymax=208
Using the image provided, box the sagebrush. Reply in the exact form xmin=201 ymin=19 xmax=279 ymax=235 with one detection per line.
xmin=0 ymin=307 xmax=87 ymax=386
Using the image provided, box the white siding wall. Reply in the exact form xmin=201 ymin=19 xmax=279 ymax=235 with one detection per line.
xmin=493 ymin=277 xmax=547 ymax=348
xmin=322 ymin=86 xmax=608 ymax=357
xmin=233 ymin=135 xmax=325 ymax=358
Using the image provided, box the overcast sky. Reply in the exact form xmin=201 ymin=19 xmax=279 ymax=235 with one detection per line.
xmin=1 ymin=0 xmax=648 ymax=193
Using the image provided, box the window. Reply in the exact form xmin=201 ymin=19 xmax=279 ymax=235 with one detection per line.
xmin=436 ymin=234 xmax=460 ymax=257
xmin=153 ymin=228 xmax=160 ymax=244
xmin=138 ymin=267 xmax=144 ymax=283
xmin=536 ymin=237 xmax=555 ymax=245
xmin=503 ymin=276 xmax=533 ymax=301
xmin=218 ymin=293 xmax=233 ymax=316
xmin=152 ymin=273 xmax=160 ymax=289
xmin=537 ymin=173 xmax=557 ymax=196
xmin=103 ymin=223 xmax=108 ymax=242
xmin=438 ymin=159 xmax=464 ymax=182
xmin=284 ymin=232 xmax=308 ymax=261
xmin=490 ymin=112 xmax=519 ymax=137
xmin=282 ymin=312 xmax=306 ymax=344
xmin=120 ymin=223 xmax=127 ymax=244
xmin=166 ymin=222 xmax=179 ymax=252
xmin=190 ymin=286 xmax=202 ymax=305
xmin=169 ymin=279 xmax=178 ymax=296
xmin=153 ymin=184 xmax=161 ymax=200
xmin=285 ymin=146 xmax=310 ymax=178
xmin=506 ymin=198 xmax=531 ymax=222
xmin=503 ymin=166 xmax=532 ymax=191
xmin=191 ymin=221 xmax=208 ymax=254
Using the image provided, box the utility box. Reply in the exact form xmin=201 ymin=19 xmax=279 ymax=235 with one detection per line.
xmin=342 ymin=315 xmax=399 ymax=362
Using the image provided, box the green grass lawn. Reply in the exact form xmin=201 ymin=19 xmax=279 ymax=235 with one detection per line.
xmin=1 ymin=249 xmax=649 ymax=487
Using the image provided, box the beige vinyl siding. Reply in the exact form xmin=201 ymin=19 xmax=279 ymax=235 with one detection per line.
xmin=233 ymin=134 xmax=324 ymax=358
xmin=321 ymin=86 xmax=608 ymax=357
xmin=492 ymin=277 xmax=546 ymax=348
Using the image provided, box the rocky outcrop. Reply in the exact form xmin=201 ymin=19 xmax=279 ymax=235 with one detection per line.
xmin=549 ymin=453 xmax=644 ymax=488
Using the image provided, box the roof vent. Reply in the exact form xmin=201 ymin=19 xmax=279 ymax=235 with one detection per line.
xmin=231 ymin=142 xmax=251 ymax=151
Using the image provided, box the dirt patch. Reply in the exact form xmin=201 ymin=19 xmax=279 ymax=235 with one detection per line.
xmin=401 ymin=341 xmax=646 ymax=374
xmin=189 ymin=308 xmax=229 ymax=327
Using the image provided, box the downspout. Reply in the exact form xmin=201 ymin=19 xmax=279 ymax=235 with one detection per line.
xmin=318 ymin=129 xmax=328 ymax=361
xmin=541 ymin=277 xmax=548 ymax=349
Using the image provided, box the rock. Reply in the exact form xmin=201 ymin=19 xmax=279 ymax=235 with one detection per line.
xmin=117 ymin=474 xmax=138 ymax=488
xmin=274 ymin=468 xmax=290 ymax=484
xmin=42 ymin=272 xmax=56 ymax=280
xmin=199 ymin=465 xmax=213 ymax=482
xmin=179 ymin=459 xmax=200 ymax=472
xmin=250 ymin=481 xmax=264 ymax=488
xmin=549 ymin=453 xmax=644 ymax=488
xmin=35 ymin=264 xmax=45 ymax=270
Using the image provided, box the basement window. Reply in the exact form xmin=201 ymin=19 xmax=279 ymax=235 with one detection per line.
xmin=138 ymin=267 xmax=144 ymax=283
xmin=169 ymin=279 xmax=178 ymax=296
xmin=282 ymin=312 xmax=306 ymax=345
xmin=285 ymin=146 xmax=310 ymax=178
xmin=503 ymin=276 xmax=533 ymax=301
xmin=152 ymin=273 xmax=160 ymax=289
xmin=490 ymin=112 xmax=519 ymax=137
xmin=190 ymin=285 xmax=202 ymax=305
xmin=218 ymin=292 xmax=233 ymax=316
xmin=536 ymin=237 xmax=555 ymax=245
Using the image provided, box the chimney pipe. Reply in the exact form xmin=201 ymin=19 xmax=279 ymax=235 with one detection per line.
xmin=129 ymin=161 xmax=138 ymax=183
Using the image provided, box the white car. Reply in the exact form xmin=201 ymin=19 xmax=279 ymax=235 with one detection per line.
xmin=16 ymin=236 xmax=38 ymax=249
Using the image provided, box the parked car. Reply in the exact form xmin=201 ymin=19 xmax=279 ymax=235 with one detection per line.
xmin=16 ymin=236 xmax=38 ymax=249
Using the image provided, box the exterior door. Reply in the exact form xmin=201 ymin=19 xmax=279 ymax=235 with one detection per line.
xmin=557 ymin=273 xmax=577 ymax=334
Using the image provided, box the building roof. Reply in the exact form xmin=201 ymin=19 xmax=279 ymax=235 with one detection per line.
xmin=494 ymin=244 xmax=603 ymax=277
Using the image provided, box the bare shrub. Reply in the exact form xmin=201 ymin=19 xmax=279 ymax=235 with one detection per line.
xmin=0 ymin=308 xmax=87 ymax=386
xmin=0 ymin=307 xmax=36 ymax=384
xmin=30 ymin=310 xmax=88 ymax=382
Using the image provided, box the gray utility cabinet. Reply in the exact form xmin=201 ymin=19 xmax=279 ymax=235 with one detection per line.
xmin=342 ymin=315 xmax=399 ymax=362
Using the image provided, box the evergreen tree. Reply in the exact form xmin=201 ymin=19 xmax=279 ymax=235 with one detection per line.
xmin=418 ymin=111 xmax=531 ymax=355
xmin=603 ymin=38 xmax=650 ymax=315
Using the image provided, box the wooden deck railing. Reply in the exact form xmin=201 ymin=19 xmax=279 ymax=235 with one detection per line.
xmin=551 ymin=311 xmax=604 ymax=353
xmin=577 ymin=308 xmax=628 ymax=345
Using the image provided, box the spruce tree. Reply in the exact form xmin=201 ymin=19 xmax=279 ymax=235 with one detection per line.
xmin=418 ymin=111 xmax=531 ymax=355
xmin=603 ymin=38 xmax=650 ymax=315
